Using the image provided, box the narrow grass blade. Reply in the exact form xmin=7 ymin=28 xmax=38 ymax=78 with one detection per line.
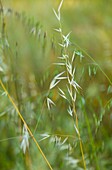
xmin=58 ymin=0 xmax=64 ymax=12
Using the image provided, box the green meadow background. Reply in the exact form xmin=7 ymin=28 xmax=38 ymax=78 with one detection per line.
xmin=0 ymin=0 xmax=112 ymax=170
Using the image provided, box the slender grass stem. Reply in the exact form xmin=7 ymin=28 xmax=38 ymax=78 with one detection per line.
xmin=33 ymin=98 xmax=46 ymax=134
xmin=73 ymin=42 xmax=112 ymax=86
xmin=72 ymin=89 xmax=86 ymax=170
xmin=57 ymin=16 xmax=87 ymax=170
xmin=33 ymin=89 xmax=50 ymax=134
xmin=83 ymin=109 xmax=100 ymax=170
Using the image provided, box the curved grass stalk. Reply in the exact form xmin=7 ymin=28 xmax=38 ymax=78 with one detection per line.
xmin=73 ymin=42 xmax=112 ymax=86
xmin=53 ymin=1 xmax=87 ymax=168
xmin=0 ymin=79 xmax=53 ymax=170
xmin=71 ymin=82 xmax=86 ymax=170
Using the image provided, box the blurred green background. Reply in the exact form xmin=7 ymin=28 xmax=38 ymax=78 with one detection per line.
xmin=0 ymin=0 xmax=112 ymax=170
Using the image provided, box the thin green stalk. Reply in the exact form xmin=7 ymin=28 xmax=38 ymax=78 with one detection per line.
xmin=73 ymin=42 xmax=112 ymax=86
xmin=83 ymin=108 xmax=100 ymax=170
xmin=33 ymin=89 xmax=50 ymax=134
xmin=33 ymin=98 xmax=46 ymax=134
xmin=72 ymin=89 xmax=86 ymax=170
xmin=58 ymin=19 xmax=87 ymax=170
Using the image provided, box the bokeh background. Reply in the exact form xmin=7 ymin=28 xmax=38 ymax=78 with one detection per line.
xmin=0 ymin=0 xmax=112 ymax=170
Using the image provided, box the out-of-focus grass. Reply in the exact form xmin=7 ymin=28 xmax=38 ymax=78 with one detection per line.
xmin=0 ymin=0 xmax=112 ymax=169
xmin=3 ymin=0 xmax=112 ymax=72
